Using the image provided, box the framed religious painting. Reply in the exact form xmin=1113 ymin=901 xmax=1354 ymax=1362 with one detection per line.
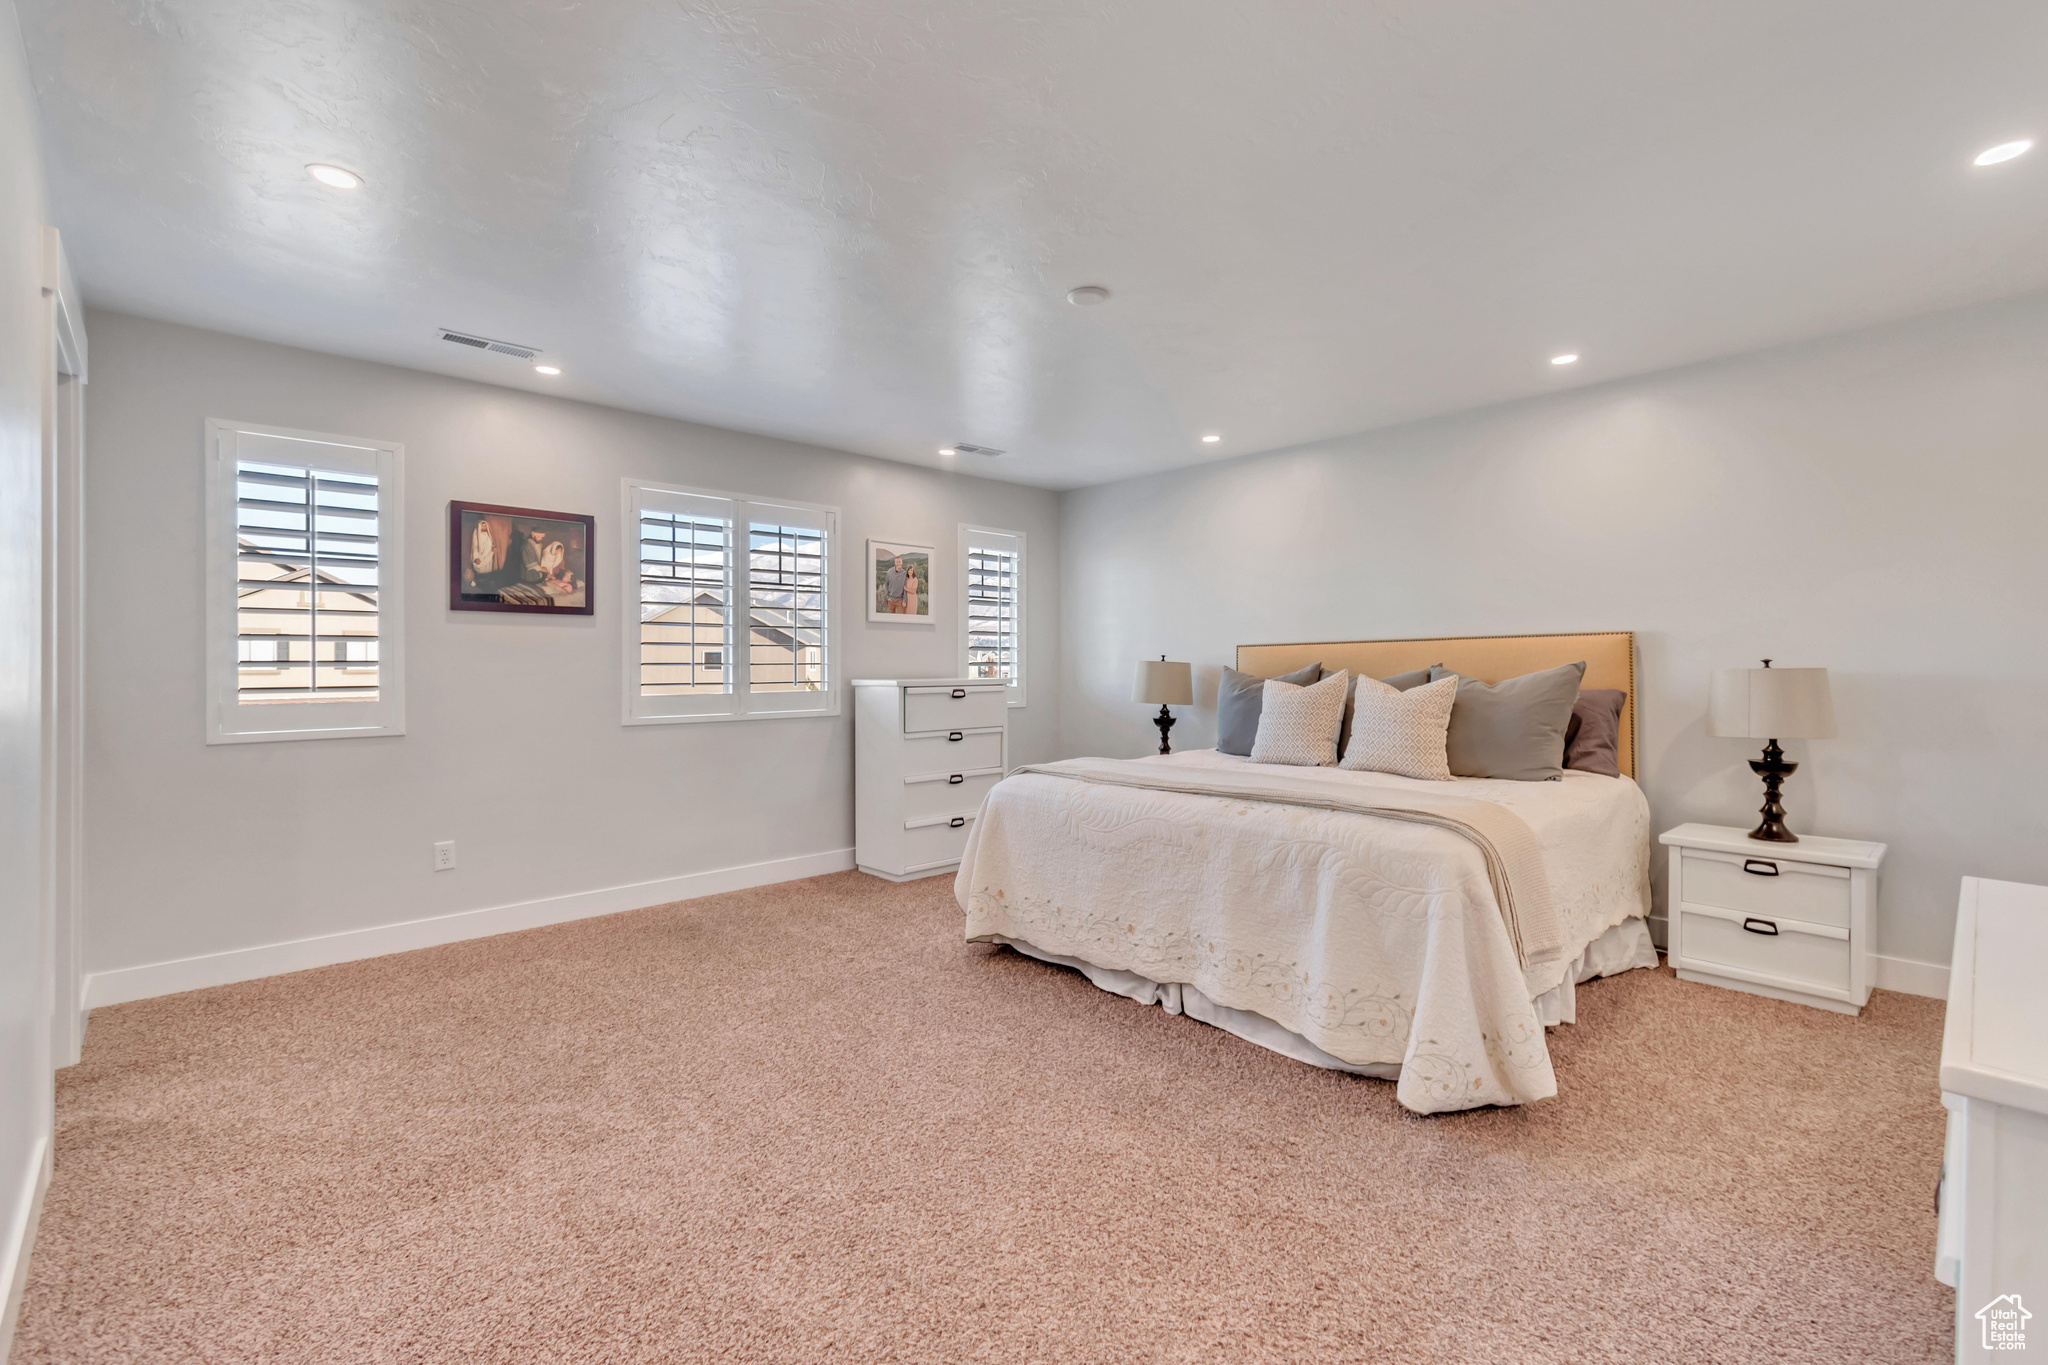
xmin=867 ymin=537 xmax=934 ymax=623
xmin=449 ymin=501 xmax=595 ymax=615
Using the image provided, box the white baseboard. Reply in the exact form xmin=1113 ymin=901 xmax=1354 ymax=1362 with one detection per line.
xmin=1875 ymin=952 xmax=1950 ymax=1001
xmin=83 ymin=847 xmax=855 ymax=1010
xmin=0 ymin=1136 xmax=51 ymax=1364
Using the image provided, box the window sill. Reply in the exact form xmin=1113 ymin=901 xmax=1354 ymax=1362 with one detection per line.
xmin=622 ymin=704 xmax=842 ymax=727
xmin=208 ymin=722 xmax=406 ymax=746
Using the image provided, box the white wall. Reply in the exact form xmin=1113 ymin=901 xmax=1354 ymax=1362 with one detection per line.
xmin=81 ymin=311 xmax=1060 ymax=986
xmin=0 ymin=0 xmax=50 ymax=1350
xmin=1059 ymin=289 xmax=2048 ymax=973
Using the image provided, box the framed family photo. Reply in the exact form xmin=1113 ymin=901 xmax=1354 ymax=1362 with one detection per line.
xmin=867 ymin=538 xmax=934 ymax=623
xmin=450 ymin=501 xmax=595 ymax=615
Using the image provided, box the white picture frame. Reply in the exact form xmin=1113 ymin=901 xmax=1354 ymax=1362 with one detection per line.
xmin=867 ymin=537 xmax=935 ymax=623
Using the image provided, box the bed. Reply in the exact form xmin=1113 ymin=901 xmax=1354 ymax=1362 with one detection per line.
xmin=953 ymin=632 xmax=1656 ymax=1114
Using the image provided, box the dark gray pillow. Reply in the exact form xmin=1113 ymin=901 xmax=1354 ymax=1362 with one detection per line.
xmin=1562 ymin=688 xmax=1626 ymax=778
xmin=1428 ymin=662 xmax=1587 ymax=781
xmin=1216 ymin=662 xmax=1321 ymax=756
xmin=1337 ymin=667 xmax=1438 ymax=756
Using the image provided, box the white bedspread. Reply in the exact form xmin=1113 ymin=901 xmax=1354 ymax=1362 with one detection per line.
xmin=954 ymin=750 xmax=1652 ymax=1114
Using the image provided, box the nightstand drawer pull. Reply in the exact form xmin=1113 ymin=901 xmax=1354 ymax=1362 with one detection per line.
xmin=949 ymin=816 xmax=966 ymax=829
xmin=1742 ymin=917 xmax=1779 ymax=936
xmin=1676 ymin=849 xmax=1851 ymax=929
xmin=948 ymin=731 xmax=964 ymax=741
xmin=948 ymin=773 xmax=964 ymax=784
xmin=951 ymin=688 xmax=967 ymax=698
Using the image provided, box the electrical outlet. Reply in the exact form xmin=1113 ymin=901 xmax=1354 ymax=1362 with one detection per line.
xmin=433 ymin=841 xmax=456 ymax=872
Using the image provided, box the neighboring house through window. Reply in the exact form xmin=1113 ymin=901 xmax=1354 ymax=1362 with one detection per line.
xmin=960 ymin=525 xmax=1025 ymax=706
xmin=623 ymin=479 xmax=837 ymax=724
xmin=205 ymin=419 xmax=405 ymax=743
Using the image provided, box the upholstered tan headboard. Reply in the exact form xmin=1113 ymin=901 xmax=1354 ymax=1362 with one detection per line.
xmin=1235 ymin=632 xmax=1638 ymax=780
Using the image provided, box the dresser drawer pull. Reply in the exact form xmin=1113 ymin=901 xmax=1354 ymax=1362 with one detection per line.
xmin=1742 ymin=917 xmax=1779 ymax=936
xmin=951 ymin=687 xmax=967 ymax=698
xmin=949 ymin=816 xmax=966 ymax=829
xmin=948 ymin=731 xmax=964 ymax=741
xmin=1742 ymin=859 xmax=1780 ymax=876
xmin=948 ymin=773 xmax=964 ymax=784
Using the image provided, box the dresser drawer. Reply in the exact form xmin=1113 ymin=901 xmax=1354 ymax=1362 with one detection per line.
xmin=902 ymin=729 xmax=1003 ymax=773
xmin=903 ymin=768 xmax=1002 ymax=821
xmin=903 ymin=810 xmax=977 ymax=870
xmin=904 ymin=684 xmax=1007 ymax=734
xmin=1678 ymin=907 xmax=1850 ymax=994
xmin=1679 ymin=848 xmax=1850 ymax=930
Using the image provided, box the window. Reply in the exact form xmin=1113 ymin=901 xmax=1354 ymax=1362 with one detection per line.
xmin=206 ymin=420 xmax=405 ymax=743
xmin=960 ymin=525 xmax=1025 ymax=706
xmin=623 ymin=479 xmax=837 ymax=724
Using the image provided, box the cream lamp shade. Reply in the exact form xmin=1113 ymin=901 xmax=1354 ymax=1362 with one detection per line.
xmin=1708 ymin=666 xmax=1836 ymax=740
xmin=1133 ymin=658 xmax=1193 ymax=706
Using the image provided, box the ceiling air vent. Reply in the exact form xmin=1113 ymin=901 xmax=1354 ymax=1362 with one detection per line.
xmin=953 ymin=443 xmax=1006 ymax=457
xmin=439 ymin=329 xmax=541 ymax=361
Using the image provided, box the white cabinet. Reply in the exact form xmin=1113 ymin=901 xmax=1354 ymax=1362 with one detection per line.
xmin=853 ymin=678 xmax=1008 ymax=881
xmin=1937 ymin=877 xmax=2048 ymax=1363
xmin=1658 ymin=823 xmax=1885 ymax=1014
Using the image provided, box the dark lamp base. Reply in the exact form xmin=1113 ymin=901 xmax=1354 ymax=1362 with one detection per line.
xmin=1746 ymin=739 xmax=1799 ymax=843
xmin=1153 ymin=704 xmax=1177 ymax=755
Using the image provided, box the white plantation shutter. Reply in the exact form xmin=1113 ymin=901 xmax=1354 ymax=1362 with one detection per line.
xmin=206 ymin=421 xmax=405 ymax=743
xmin=623 ymin=480 xmax=837 ymax=723
xmin=233 ymin=464 xmax=380 ymax=702
xmin=960 ymin=525 xmax=1025 ymax=705
xmin=741 ymin=511 xmax=830 ymax=710
xmin=637 ymin=504 xmax=732 ymax=702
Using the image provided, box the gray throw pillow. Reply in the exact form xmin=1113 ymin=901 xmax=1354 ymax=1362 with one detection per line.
xmin=1216 ymin=662 xmax=1321 ymax=756
xmin=1562 ymin=688 xmax=1627 ymax=778
xmin=1428 ymin=662 xmax=1587 ymax=781
xmin=1338 ymin=666 xmax=1439 ymax=756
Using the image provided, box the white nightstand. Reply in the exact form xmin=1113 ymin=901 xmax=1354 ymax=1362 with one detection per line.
xmin=1658 ymin=822 xmax=1887 ymax=1015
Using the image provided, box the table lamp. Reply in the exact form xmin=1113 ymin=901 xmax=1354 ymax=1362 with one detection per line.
xmin=1133 ymin=656 xmax=1193 ymax=755
xmin=1708 ymin=660 xmax=1836 ymax=843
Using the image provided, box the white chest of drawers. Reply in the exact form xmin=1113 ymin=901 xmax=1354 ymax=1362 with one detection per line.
xmin=1936 ymin=877 xmax=2048 ymax=1363
xmin=853 ymin=678 xmax=1009 ymax=881
xmin=1658 ymin=822 xmax=1886 ymax=1015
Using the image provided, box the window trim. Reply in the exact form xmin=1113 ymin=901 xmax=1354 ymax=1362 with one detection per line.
xmin=959 ymin=523 xmax=1026 ymax=708
xmin=621 ymin=477 xmax=840 ymax=726
xmin=204 ymin=418 xmax=406 ymax=745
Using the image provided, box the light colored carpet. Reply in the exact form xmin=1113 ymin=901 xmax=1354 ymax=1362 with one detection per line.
xmin=20 ymin=871 xmax=1951 ymax=1363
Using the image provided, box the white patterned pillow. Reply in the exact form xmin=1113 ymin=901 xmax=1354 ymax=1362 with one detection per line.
xmin=1337 ymin=674 xmax=1457 ymax=780
xmin=1249 ymin=671 xmax=1350 ymax=767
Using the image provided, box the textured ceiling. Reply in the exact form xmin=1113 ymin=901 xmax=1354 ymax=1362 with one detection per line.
xmin=20 ymin=0 xmax=2048 ymax=488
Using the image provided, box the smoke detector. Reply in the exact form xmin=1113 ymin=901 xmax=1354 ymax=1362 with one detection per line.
xmin=439 ymin=329 xmax=542 ymax=360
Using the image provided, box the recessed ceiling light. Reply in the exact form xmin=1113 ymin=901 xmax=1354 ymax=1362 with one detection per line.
xmin=1551 ymin=353 xmax=1580 ymax=366
xmin=938 ymin=447 xmax=956 ymax=456
xmin=1066 ymin=285 xmax=1111 ymax=306
xmin=533 ymin=365 xmax=561 ymax=376
xmin=1201 ymin=434 xmax=1221 ymax=443
xmin=306 ymin=163 xmax=363 ymax=190
xmin=1974 ymin=139 xmax=2034 ymax=167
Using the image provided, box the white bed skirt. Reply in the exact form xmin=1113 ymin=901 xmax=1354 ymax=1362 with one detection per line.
xmin=991 ymin=917 xmax=1659 ymax=1081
